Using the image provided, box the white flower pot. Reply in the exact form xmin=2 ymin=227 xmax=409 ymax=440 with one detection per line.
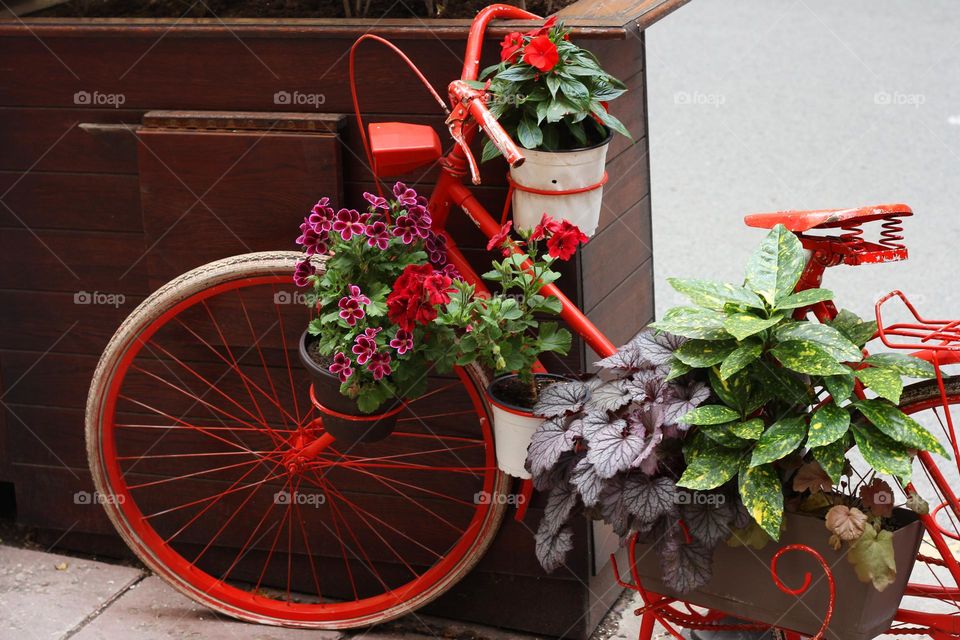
xmin=486 ymin=374 xmax=567 ymax=479
xmin=509 ymin=134 xmax=611 ymax=238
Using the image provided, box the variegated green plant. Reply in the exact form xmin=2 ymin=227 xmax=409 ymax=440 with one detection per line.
xmin=652 ymin=224 xmax=946 ymax=550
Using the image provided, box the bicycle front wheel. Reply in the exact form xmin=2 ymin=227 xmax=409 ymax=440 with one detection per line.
xmin=85 ymin=251 xmax=510 ymax=629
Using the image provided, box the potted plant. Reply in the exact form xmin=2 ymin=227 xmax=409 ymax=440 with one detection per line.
xmin=440 ymin=214 xmax=585 ymax=477
xmin=477 ymin=17 xmax=632 ymax=237
xmin=293 ymin=182 xmax=459 ymax=444
xmin=527 ymin=225 xmax=943 ymax=639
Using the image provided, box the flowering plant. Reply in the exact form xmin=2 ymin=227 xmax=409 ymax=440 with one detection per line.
xmin=476 ymin=17 xmax=630 ymax=161
xmin=438 ymin=214 xmax=585 ymax=403
xmin=294 ymin=183 xmax=459 ymax=413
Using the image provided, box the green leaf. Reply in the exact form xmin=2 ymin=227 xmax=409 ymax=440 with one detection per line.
xmin=807 ymin=401 xmax=850 ymax=448
xmin=812 ymin=436 xmax=849 ymax=483
xmin=558 ymin=76 xmax=591 ymax=108
xmin=848 ymin=523 xmax=897 ymax=591
xmin=666 ymin=359 xmax=692 ymax=381
xmin=517 ymin=116 xmax=543 ymax=150
xmin=855 ymin=367 xmax=904 ymax=404
xmin=739 ymin=462 xmax=784 ymax=540
xmin=591 ymin=102 xmax=631 ymax=138
xmin=750 ymin=416 xmax=807 ymax=467
xmin=864 ymin=353 xmax=936 ymax=379
xmin=667 ymin=277 xmax=764 ymax=311
xmin=679 ymin=404 xmax=741 ymax=426
xmin=774 ymin=288 xmax=834 ymax=311
xmin=709 ymin=366 xmax=762 ymax=414
xmin=719 ymin=338 xmax=763 ymax=380
xmin=678 ymin=438 xmax=743 ymax=490
xmin=774 ymin=322 xmax=863 ymax=362
xmin=744 ymin=224 xmax=806 ymax=306
xmin=537 ymin=322 xmax=572 ymax=355
xmin=497 ymin=65 xmax=537 ymax=81
xmin=829 ymin=309 xmax=878 ymax=347
xmin=730 ymin=418 xmax=764 ymax=440
xmin=481 ymin=138 xmax=503 ymax=163
xmin=674 ymin=339 xmax=737 ymax=368
xmin=700 ymin=422 xmax=751 ymax=448
xmin=770 ymin=340 xmax=851 ymax=376
xmin=823 ymin=373 xmax=855 ymax=402
xmin=754 ymin=363 xmax=811 ymax=406
xmin=650 ymin=307 xmax=731 ymax=340
xmin=852 ymin=398 xmax=948 ymax=456
xmin=850 ymin=421 xmax=914 ymax=481
xmin=723 ymin=312 xmax=783 ymax=341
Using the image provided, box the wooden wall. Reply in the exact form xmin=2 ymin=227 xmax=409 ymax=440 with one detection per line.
xmin=0 ymin=22 xmax=652 ymax=638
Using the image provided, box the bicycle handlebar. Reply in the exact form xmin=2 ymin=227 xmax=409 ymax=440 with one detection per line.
xmin=461 ymin=3 xmax=541 ymax=82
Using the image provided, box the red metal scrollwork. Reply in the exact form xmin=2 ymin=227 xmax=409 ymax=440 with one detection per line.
xmin=769 ymin=544 xmax=836 ymax=640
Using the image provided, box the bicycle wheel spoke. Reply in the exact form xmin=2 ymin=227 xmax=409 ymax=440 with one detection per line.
xmin=238 ymin=288 xmax=293 ymax=432
xmin=273 ymin=285 xmax=303 ymax=425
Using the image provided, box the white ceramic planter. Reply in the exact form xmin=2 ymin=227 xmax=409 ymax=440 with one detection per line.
xmin=509 ymin=135 xmax=611 ymax=238
xmin=486 ymin=374 xmax=568 ymax=479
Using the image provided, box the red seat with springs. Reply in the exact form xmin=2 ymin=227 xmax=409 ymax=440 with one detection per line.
xmin=744 ymin=203 xmax=912 ymax=232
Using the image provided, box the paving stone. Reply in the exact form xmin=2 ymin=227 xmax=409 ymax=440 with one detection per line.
xmin=71 ymin=576 xmax=342 ymax=640
xmin=0 ymin=544 xmax=144 ymax=640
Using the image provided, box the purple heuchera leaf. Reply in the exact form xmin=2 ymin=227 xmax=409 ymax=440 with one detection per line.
xmin=539 ymin=481 xmax=580 ymax=538
xmin=629 ymin=329 xmax=687 ymax=366
xmin=578 ymin=411 xmax=613 ymax=441
xmin=534 ymin=524 xmax=574 ymax=573
xmin=594 ymin=345 xmax=650 ymax=372
xmin=662 ymin=380 xmax=710 ymax=426
xmin=526 ymin=416 xmax=578 ymax=477
xmin=600 ymin=474 xmax=677 ymax=537
xmin=681 ymin=500 xmax=736 ymax=547
xmin=626 ymin=405 xmax=664 ymax=468
xmin=571 ymin=456 xmax=605 ymax=507
xmin=589 ymin=380 xmax=633 ymax=412
xmin=586 ymin=419 xmax=651 ymax=479
xmin=533 ymin=380 xmax=590 ymax=417
xmin=659 ymin=533 xmax=714 ymax=594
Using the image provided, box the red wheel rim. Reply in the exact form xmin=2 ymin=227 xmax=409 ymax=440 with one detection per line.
xmin=94 ymin=272 xmax=501 ymax=625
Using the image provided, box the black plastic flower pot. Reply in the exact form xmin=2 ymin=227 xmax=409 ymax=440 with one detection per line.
xmin=298 ymin=330 xmax=402 ymax=445
xmin=485 ymin=373 xmax=569 ymax=478
xmin=630 ymin=507 xmax=924 ymax=640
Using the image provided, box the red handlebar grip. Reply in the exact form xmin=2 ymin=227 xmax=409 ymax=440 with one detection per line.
xmin=468 ymin=98 xmax=525 ymax=168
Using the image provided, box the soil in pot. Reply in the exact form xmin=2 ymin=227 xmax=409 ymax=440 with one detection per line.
xmin=487 ymin=373 xmax=567 ymax=478
xmin=487 ymin=373 xmax=563 ymax=410
xmin=299 ymin=332 xmax=402 ymax=446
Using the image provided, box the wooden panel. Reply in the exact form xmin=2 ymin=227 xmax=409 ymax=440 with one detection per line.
xmin=585 ymin=258 xmax=654 ymax=366
xmin=0 ymin=228 xmax=149 ymax=295
xmin=0 ymin=107 xmax=142 ymax=173
xmin=136 ymin=128 xmax=341 ymax=284
xmin=0 ymin=171 xmax=141 ymax=233
xmin=581 ymin=196 xmax=652 ymax=309
xmin=558 ymin=0 xmax=691 ymax=29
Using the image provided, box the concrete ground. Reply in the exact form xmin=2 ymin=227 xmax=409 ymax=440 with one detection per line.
xmin=0 ymin=544 xmax=671 ymax=640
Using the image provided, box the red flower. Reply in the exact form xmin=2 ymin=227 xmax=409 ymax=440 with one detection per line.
xmin=546 ymin=220 xmax=588 ymax=260
xmin=530 ymin=213 xmax=562 ymax=241
xmin=500 ymin=32 xmax=524 ymax=63
xmin=486 ymin=220 xmax=513 ymax=252
xmin=523 ymin=35 xmax=559 ymax=73
xmin=526 ymin=15 xmax=557 ymax=38
xmin=387 ymin=264 xmax=453 ymax=331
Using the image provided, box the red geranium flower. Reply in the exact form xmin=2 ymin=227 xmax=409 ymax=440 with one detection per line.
xmin=530 ymin=213 xmax=562 ymax=241
xmin=500 ymin=32 xmax=524 ymax=63
xmin=486 ymin=220 xmax=513 ymax=252
xmin=546 ymin=220 xmax=588 ymax=260
xmin=526 ymin=15 xmax=557 ymax=38
xmin=387 ymin=264 xmax=453 ymax=331
xmin=523 ymin=35 xmax=559 ymax=73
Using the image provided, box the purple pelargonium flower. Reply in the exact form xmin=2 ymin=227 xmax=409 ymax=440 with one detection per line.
xmin=333 ymin=208 xmax=365 ymax=241
xmin=308 ymin=198 xmax=335 ymax=232
xmin=328 ymin=352 xmax=354 ymax=383
xmin=441 ymin=262 xmax=462 ymax=281
xmin=338 ymin=285 xmax=370 ymax=326
xmin=363 ymin=191 xmax=389 ymax=211
xmin=392 ymin=182 xmax=419 ymax=207
xmin=366 ymin=351 xmax=392 ymax=381
xmin=352 ymin=327 xmax=381 ymax=365
xmin=389 ymin=329 xmax=414 ymax=355
xmin=392 ymin=214 xmax=428 ymax=245
xmin=424 ymin=231 xmax=448 ymax=267
xmin=296 ymin=219 xmax=329 ymax=256
xmin=365 ymin=220 xmax=390 ymax=250
xmin=406 ymin=204 xmax=433 ymax=232
xmin=293 ymin=259 xmax=316 ymax=287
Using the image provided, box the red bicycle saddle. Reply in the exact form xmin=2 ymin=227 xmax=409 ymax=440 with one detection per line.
xmin=744 ymin=203 xmax=912 ymax=232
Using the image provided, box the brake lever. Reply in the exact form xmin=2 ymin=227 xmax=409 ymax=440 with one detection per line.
xmin=445 ymin=99 xmax=482 ymax=185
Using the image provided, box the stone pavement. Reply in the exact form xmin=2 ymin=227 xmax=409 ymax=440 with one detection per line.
xmin=0 ymin=545 xmax=672 ymax=640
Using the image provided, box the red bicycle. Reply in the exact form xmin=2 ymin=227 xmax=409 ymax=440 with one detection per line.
xmin=84 ymin=4 xmax=960 ymax=637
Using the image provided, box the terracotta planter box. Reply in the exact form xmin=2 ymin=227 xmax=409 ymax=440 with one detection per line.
xmin=632 ymin=509 xmax=924 ymax=640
